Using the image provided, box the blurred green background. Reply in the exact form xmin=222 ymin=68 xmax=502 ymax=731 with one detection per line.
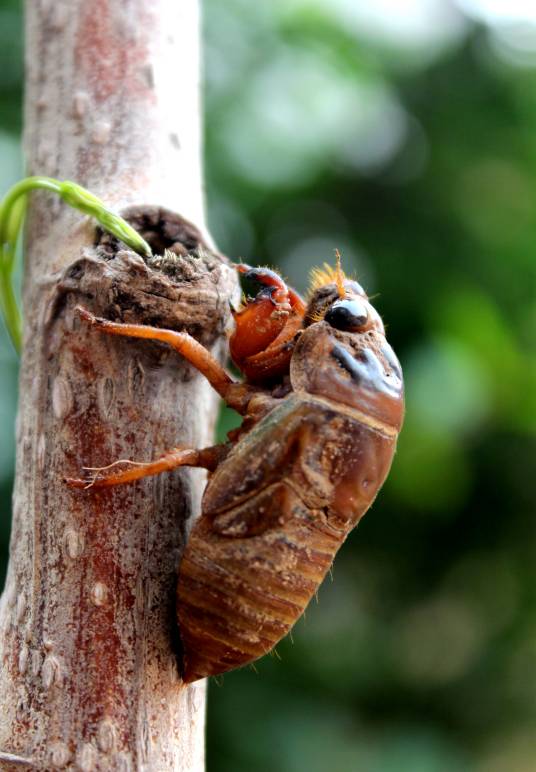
xmin=1 ymin=0 xmax=536 ymax=770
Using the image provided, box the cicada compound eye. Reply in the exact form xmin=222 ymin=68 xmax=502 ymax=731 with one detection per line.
xmin=324 ymin=297 xmax=369 ymax=332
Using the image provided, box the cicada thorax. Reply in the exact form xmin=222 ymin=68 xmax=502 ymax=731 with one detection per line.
xmin=293 ymin=280 xmax=404 ymax=433
xmin=289 ymin=280 xmax=404 ymax=526
xmin=177 ymin=278 xmax=404 ymax=684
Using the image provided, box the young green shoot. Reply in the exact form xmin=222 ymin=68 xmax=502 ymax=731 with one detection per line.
xmin=0 ymin=176 xmax=153 ymax=352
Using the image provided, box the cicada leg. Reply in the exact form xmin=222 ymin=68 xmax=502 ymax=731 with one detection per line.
xmin=69 ymin=307 xmax=275 ymax=489
xmin=230 ymin=264 xmax=306 ymax=382
xmin=237 ymin=312 xmax=303 ymax=382
xmin=75 ymin=307 xmax=257 ymax=414
xmin=65 ymin=444 xmax=229 ymax=489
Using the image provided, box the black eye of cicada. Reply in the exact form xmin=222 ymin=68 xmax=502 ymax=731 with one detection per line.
xmin=325 ymin=298 xmax=368 ymax=332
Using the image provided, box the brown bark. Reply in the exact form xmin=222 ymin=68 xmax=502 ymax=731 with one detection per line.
xmin=0 ymin=1 xmax=236 ymax=769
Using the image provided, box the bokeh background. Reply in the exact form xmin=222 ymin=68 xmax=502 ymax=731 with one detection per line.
xmin=1 ymin=0 xmax=536 ymax=770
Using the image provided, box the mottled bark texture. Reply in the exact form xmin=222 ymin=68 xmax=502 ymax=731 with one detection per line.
xmin=0 ymin=1 xmax=234 ymax=769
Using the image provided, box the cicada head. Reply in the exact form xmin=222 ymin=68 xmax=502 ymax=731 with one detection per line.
xmin=290 ymin=256 xmax=404 ymax=432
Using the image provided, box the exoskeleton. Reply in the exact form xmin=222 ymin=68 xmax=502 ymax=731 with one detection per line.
xmin=69 ymin=256 xmax=404 ymax=683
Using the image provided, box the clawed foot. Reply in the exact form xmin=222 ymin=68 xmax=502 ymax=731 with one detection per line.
xmin=65 ymin=458 xmax=156 ymax=489
xmin=75 ymin=306 xmax=96 ymax=324
xmin=65 ymin=447 xmax=215 ymax=490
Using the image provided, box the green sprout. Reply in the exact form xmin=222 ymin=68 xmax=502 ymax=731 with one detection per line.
xmin=0 ymin=176 xmax=153 ymax=352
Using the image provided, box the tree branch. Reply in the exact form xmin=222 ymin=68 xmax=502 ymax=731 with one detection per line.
xmin=0 ymin=1 xmax=233 ymax=768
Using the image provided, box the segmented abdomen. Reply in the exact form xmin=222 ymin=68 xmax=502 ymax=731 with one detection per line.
xmin=178 ymin=483 xmax=342 ymax=681
xmin=177 ymin=395 xmax=398 ymax=683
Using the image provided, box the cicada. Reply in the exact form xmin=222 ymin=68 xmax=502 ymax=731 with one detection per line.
xmin=69 ymin=253 xmax=404 ymax=683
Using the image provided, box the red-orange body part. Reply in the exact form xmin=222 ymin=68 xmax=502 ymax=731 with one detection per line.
xmin=229 ymin=265 xmax=306 ymax=382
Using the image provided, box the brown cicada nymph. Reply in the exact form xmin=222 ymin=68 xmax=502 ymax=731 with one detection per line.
xmin=68 ymin=253 xmax=404 ymax=683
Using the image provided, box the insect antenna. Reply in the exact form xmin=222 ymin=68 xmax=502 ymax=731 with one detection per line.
xmin=307 ymin=249 xmax=348 ymax=297
xmin=334 ymin=248 xmax=345 ymax=298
